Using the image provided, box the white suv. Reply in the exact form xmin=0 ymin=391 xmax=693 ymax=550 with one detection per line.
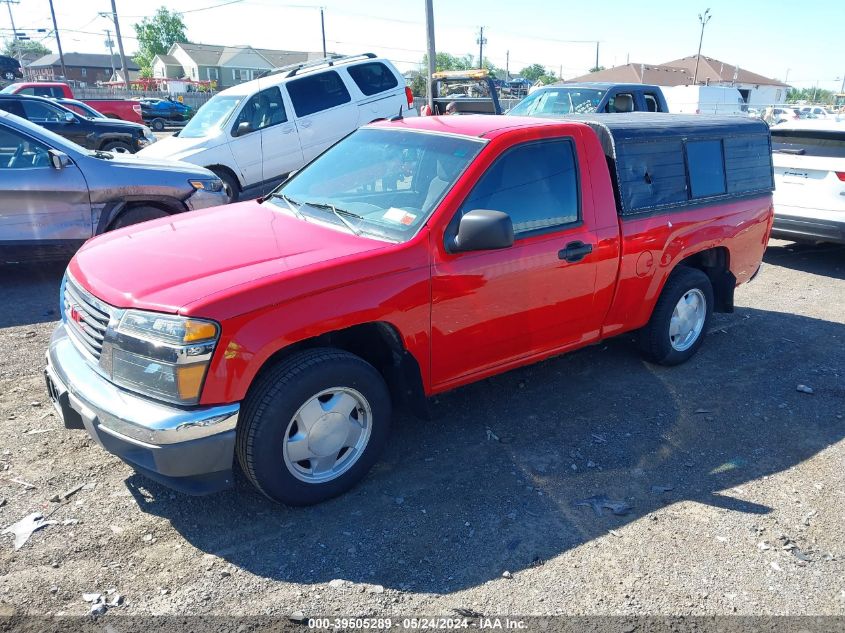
xmin=771 ymin=120 xmax=845 ymax=244
xmin=138 ymin=54 xmax=415 ymax=202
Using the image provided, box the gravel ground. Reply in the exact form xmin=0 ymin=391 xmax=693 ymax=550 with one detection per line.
xmin=0 ymin=239 xmax=843 ymax=619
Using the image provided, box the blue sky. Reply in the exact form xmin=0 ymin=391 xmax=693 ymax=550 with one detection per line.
xmin=6 ymin=0 xmax=844 ymax=91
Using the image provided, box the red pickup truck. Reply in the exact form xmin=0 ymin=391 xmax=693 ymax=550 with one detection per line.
xmin=45 ymin=113 xmax=774 ymax=505
xmin=0 ymin=82 xmax=143 ymax=124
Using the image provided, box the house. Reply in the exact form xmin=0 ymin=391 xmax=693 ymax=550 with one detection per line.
xmin=27 ymin=52 xmax=140 ymax=85
xmin=566 ymin=55 xmax=788 ymax=106
xmin=151 ymin=43 xmax=325 ymax=89
xmin=661 ymin=55 xmax=788 ymax=106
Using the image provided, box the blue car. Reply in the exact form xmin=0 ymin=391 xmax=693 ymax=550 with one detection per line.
xmin=140 ymin=97 xmax=193 ymax=130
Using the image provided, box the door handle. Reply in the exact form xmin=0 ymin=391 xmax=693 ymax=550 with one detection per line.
xmin=558 ymin=241 xmax=593 ymax=263
xmin=300 ymin=120 xmax=312 ymax=128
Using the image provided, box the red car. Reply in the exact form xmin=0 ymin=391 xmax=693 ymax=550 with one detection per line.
xmin=45 ymin=113 xmax=774 ymax=505
xmin=0 ymin=82 xmax=143 ymax=124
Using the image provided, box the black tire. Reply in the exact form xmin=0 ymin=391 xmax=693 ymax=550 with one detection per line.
xmin=3 ymin=71 xmax=14 ymax=81
xmin=210 ymin=168 xmax=239 ymax=203
xmin=109 ymin=205 xmax=169 ymax=230
xmin=236 ymin=348 xmax=392 ymax=506
xmin=639 ymin=267 xmax=714 ymax=366
xmin=101 ymin=140 xmax=134 ymax=154
xmin=150 ymin=118 xmax=166 ymax=131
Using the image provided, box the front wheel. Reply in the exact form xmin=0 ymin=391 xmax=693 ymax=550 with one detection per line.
xmin=101 ymin=141 xmax=133 ymax=154
xmin=109 ymin=205 xmax=169 ymax=230
xmin=236 ymin=348 xmax=392 ymax=506
xmin=639 ymin=267 xmax=714 ymax=366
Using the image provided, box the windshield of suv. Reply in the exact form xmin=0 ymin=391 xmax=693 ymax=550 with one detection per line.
xmin=264 ymin=127 xmax=485 ymax=242
xmin=179 ymin=94 xmax=243 ymax=138
xmin=508 ymin=87 xmax=606 ymax=116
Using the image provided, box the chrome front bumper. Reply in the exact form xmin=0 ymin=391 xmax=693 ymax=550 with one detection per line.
xmin=46 ymin=324 xmax=240 ymax=494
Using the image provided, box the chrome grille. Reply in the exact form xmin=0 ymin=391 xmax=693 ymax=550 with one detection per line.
xmin=63 ymin=278 xmax=113 ymax=361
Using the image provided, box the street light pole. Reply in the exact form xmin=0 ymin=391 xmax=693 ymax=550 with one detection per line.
xmin=476 ymin=26 xmax=486 ymax=69
xmin=47 ymin=0 xmax=67 ymax=80
xmin=424 ymin=0 xmax=435 ymax=111
xmin=109 ymin=0 xmax=130 ymax=89
xmin=692 ymin=8 xmax=711 ymax=85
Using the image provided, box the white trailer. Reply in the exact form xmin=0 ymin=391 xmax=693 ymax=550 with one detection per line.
xmin=662 ymin=85 xmax=745 ymax=115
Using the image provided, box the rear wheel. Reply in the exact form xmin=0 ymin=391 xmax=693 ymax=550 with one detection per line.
xmin=150 ymin=118 xmax=166 ymax=131
xmin=101 ymin=141 xmax=133 ymax=154
xmin=639 ymin=267 xmax=713 ymax=366
xmin=110 ymin=205 xmax=169 ymax=230
xmin=236 ymin=348 xmax=392 ymax=506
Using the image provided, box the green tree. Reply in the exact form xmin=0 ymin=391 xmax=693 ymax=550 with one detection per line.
xmin=422 ymin=52 xmax=473 ymax=72
xmin=589 ymin=65 xmax=606 ymax=73
xmin=133 ymin=7 xmax=188 ymax=78
xmin=786 ymin=87 xmax=834 ymax=105
xmin=518 ymin=63 xmax=549 ymax=83
xmin=2 ymin=39 xmax=50 ymax=59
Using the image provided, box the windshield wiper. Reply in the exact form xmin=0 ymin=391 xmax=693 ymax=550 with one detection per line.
xmin=303 ymin=200 xmax=363 ymax=236
xmin=267 ymin=192 xmax=308 ymax=221
xmin=90 ymin=150 xmax=113 ymax=160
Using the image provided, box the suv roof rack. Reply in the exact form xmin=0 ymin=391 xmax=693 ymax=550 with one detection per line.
xmin=258 ymin=53 xmax=377 ymax=80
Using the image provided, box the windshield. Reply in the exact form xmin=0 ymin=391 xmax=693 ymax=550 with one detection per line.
xmin=509 ymin=87 xmax=606 ymax=117
xmin=178 ymin=94 xmax=243 ymax=138
xmin=264 ymin=127 xmax=485 ymax=242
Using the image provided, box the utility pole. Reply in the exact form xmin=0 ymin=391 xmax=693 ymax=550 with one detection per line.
xmin=476 ymin=26 xmax=486 ymax=69
xmin=105 ymin=29 xmax=115 ymax=80
xmin=4 ymin=0 xmax=21 ymax=71
xmin=424 ymin=0 xmax=435 ymax=111
xmin=505 ymin=50 xmax=509 ymax=80
xmin=47 ymin=0 xmax=67 ymax=80
xmin=320 ymin=8 xmax=326 ymax=58
xmin=595 ymin=41 xmax=599 ymax=70
xmin=693 ymin=8 xmax=712 ymax=85
xmin=109 ymin=0 xmax=130 ymax=89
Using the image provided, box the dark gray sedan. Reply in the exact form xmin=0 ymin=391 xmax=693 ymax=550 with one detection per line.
xmin=0 ymin=109 xmax=227 ymax=262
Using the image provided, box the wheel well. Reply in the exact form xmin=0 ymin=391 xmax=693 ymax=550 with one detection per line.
xmin=253 ymin=322 xmax=428 ymax=417
xmin=206 ymin=164 xmax=241 ymax=191
xmin=676 ymin=246 xmax=735 ymax=313
xmin=105 ymin=201 xmax=175 ymax=231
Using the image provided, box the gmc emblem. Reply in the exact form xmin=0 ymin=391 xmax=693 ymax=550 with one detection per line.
xmin=69 ymin=305 xmax=84 ymax=324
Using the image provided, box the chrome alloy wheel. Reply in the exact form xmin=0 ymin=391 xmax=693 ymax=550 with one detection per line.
xmin=282 ymin=387 xmax=372 ymax=484
xmin=669 ymin=288 xmax=707 ymax=352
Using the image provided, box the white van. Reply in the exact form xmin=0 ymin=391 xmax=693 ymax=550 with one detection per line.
xmin=661 ymin=85 xmax=745 ymax=115
xmin=138 ymin=54 xmax=415 ymax=202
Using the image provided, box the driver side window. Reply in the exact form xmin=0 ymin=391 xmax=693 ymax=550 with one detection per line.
xmin=232 ymin=86 xmax=287 ymax=135
xmin=0 ymin=125 xmax=51 ymax=169
xmin=21 ymin=101 xmax=64 ymax=122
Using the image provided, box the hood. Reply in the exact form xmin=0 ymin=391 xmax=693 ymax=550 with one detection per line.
xmin=69 ymin=201 xmax=391 ymax=314
xmin=87 ymin=117 xmax=145 ymax=133
xmin=137 ymin=132 xmax=225 ymax=161
xmin=82 ymin=150 xmax=215 ymax=178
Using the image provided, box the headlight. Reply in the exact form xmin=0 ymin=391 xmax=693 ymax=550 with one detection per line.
xmin=106 ymin=310 xmax=220 ymax=405
xmin=189 ymin=178 xmax=223 ymax=192
xmin=141 ymin=126 xmax=157 ymax=144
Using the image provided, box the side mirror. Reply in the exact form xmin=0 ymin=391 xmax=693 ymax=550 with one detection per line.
xmin=63 ymin=111 xmax=76 ymax=123
xmin=48 ymin=149 xmax=72 ymax=170
xmin=451 ymin=210 xmax=514 ymax=252
xmin=234 ymin=121 xmax=252 ymax=137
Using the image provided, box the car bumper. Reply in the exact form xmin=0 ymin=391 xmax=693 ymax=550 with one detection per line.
xmin=186 ymin=189 xmax=228 ymax=211
xmin=45 ymin=324 xmax=239 ymax=495
xmin=771 ymin=210 xmax=845 ymax=245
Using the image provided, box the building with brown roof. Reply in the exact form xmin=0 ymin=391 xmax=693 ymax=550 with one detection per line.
xmin=566 ymin=54 xmax=789 ymax=106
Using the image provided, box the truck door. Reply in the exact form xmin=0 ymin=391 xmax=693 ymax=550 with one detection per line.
xmin=0 ymin=123 xmax=91 ymax=245
xmin=430 ymin=134 xmax=616 ymax=388
xmin=287 ymin=70 xmax=357 ymax=163
xmin=20 ymin=100 xmax=89 ymax=147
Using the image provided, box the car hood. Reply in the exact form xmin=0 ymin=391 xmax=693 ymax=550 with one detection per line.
xmin=137 ymin=133 xmax=224 ymax=160
xmin=86 ymin=117 xmax=144 ymax=132
xmin=69 ymin=201 xmax=391 ymax=315
xmin=82 ymin=150 xmax=215 ymax=178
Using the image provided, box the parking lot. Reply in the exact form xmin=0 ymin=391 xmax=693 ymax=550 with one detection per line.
xmin=0 ymin=239 xmax=842 ymax=617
